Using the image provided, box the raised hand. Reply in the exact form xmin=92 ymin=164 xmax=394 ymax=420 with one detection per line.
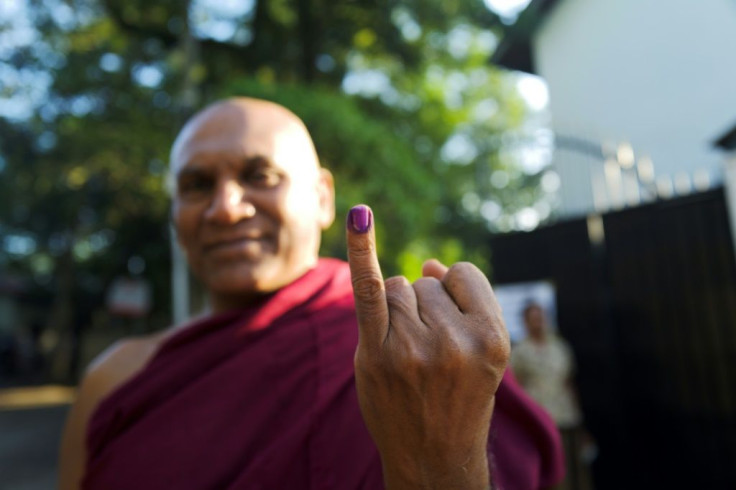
xmin=346 ymin=204 xmax=510 ymax=490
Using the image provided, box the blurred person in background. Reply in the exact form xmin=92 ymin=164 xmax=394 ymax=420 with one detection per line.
xmin=59 ymin=97 xmax=565 ymax=490
xmin=511 ymin=301 xmax=596 ymax=490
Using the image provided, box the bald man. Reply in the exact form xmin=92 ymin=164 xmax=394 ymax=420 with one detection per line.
xmin=59 ymin=98 xmax=563 ymax=489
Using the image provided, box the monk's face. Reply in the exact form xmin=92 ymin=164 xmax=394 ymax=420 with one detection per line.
xmin=170 ymin=99 xmax=334 ymax=309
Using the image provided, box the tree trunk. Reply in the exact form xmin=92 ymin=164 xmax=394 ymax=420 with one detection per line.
xmin=297 ymin=0 xmax=317 ymax=83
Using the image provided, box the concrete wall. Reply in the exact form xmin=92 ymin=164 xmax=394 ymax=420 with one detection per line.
xmin=533 ymin=0 xmax=736 ymax=216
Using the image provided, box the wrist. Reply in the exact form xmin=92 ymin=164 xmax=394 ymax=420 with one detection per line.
xmin=380 ymin=445 xmax=490 ymax=490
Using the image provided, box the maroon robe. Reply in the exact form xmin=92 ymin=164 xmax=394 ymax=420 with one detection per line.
xmin=84 ymin=259 xmax=563 ymax=489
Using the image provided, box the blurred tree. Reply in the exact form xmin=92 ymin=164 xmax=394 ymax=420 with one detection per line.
xmin=0 ymin=0 xmax=547 ymax=379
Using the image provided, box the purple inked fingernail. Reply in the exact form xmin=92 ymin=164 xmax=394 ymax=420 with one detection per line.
xmin=347 ymin=205 xmax=372 ymax=234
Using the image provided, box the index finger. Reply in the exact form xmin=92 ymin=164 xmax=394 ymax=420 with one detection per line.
xmin=346 ymin=205 xmax=389 ymax=347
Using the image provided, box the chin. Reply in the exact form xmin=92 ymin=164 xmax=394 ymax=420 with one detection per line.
xmin=203 ymin=261 xmax=288 ymax=297
xmin=208 ymin=278 xmax=261 ymax=296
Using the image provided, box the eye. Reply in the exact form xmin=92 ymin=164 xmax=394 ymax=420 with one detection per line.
xmin=177 ymin=172 xmax=215 ymax=199
xmin=241 ymin=166 xmax=283 ymax=188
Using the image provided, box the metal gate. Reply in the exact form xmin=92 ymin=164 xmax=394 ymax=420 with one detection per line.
xmin=490 ymin=187 xmax=736 ymax=489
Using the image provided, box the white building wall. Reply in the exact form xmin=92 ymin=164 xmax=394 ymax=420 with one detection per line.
xmin=533 ymin=0 xmax=736 ymax=216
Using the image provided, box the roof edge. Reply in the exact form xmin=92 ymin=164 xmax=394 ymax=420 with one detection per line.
xmin=714 ymin=123 xmax=736 ymax=151
xmin=490 ymin=0 xmax=563 ymax=73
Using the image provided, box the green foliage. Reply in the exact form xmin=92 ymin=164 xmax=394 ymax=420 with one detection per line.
xmin=1 ymin=0 xmax=542 ymax=362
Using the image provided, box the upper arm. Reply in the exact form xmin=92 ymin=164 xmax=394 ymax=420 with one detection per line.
xmin=58 ymin=369 xmax=103 ymax=490
xmin=58 ymin=338 xmax=157 ymax=490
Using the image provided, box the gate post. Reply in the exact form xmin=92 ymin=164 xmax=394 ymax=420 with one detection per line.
xmin=170 ymin=224 xmax=190 ymax=326
xmin=723 ymin=155 xmax=736 ymax=263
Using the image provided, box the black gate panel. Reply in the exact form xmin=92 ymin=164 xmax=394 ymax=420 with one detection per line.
xmin=489 ymin=188 xmax=736 ymax=490
xmin=602 ymin=189 xmax=736 ymax=488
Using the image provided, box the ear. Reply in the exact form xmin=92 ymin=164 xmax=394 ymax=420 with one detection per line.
xmin=316 ymin=167 xmax=335 ymax=229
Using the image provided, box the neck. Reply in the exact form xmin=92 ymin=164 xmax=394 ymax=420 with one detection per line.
xmin=209 ymin=290 xmax=270 ymax=314
xmin=207 ymin=259 xmax=320 ymax=314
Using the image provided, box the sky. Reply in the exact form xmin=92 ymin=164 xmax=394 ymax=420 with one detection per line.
xmin=482 ymin=0 xmax=534 ymax=23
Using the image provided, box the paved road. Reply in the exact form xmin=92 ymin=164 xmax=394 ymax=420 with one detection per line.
xmin=0 ymin=406 xmax=68 ymax=490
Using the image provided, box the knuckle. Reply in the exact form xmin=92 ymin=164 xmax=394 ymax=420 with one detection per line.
xmin=351 ymin=273 xmax=385 ymax=303
xmin=412 ymin=277 xmax=443 ymax=301
xmin=444 ymin=263 xmax=473 ymax=289
xmin=447 ymin=262 xmax=485 ymax=286
xmin=475 ymin=328 xmax=511 ymax=365
xmin=384 ymin=277 xmax=412 ymax=308
xmin=348 ymin=244 xmax=375 ymax=258
xmin=384 ymin=275 xmax=410 ymax=291
xmin=472 ymin=300 xmax=505 ymax=329
xmin=413 ymin=276 xmax=441 ymax=289
xmin=447 ymin=261 xmax=476 ymax=276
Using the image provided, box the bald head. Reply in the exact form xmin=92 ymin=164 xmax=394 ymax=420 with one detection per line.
xmin=170 ymin=97 xmax=320 ymax=181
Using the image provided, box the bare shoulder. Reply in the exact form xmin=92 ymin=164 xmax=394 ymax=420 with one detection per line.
xmin=84 ymin=331 xmax=167 ymax=396
xmin=58 ymin=329 xmax=173 ymax=490
xmin=73 ymin=329 xmax=172 ymax=430
xmin=81 ymin=331 xmax=165 ymax=401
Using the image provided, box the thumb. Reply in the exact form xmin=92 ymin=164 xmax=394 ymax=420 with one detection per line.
xmin=346 ymin=204 xmax=389 ymax=348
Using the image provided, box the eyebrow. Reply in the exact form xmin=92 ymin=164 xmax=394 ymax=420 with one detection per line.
xmin=176 ymin=155 xmax=274 ymax=178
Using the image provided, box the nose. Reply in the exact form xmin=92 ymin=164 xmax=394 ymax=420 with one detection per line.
xmin=205 ymin=179 xmax=256 ymax=224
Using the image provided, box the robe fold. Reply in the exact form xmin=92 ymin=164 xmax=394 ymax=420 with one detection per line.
xmin=84 ymin=259 xmax=563 ymax=489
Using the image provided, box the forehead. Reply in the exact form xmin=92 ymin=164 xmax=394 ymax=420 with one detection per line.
xmin=171 ymin=103 xmax=317 ymax=175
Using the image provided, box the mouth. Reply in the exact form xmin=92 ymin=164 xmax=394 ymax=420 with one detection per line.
xmin=204 ymin=236 xmax=268 ymax=255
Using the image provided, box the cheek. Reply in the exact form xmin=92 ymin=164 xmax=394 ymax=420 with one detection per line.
xmin=283 ymin=183 xmax=322 ymax=221
xmin=262 ymin=187 xmax=311 ymax=233
xmin=173 ymin=204 xmax=201 ymax=251
xmin=282 ymin=196 xmax=321 ymax=239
